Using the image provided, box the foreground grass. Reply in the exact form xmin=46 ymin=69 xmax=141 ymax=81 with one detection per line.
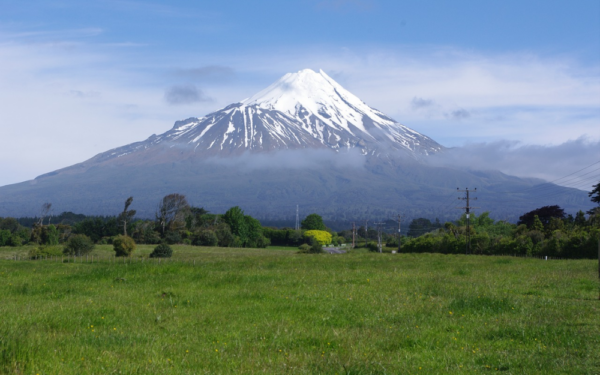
xmin=0 ymin=245 xmax=598 ymax=374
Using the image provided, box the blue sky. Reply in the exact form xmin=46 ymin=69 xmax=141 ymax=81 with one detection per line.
xmin=0 ymin=0 xmax=599 ymax=186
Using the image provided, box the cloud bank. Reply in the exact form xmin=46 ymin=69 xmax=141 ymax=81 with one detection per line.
xmin=429 ymin=137 xmax=600 ymax=190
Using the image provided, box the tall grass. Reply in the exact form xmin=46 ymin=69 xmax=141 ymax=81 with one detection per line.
xmin=0 ymin=245 xmax=598 ymax=374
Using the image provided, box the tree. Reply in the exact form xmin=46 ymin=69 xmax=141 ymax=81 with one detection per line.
xmin=574 ymin=210 xmax=587 ymax=227
xmin=63 ymin=234 xmax=95 ymax=256
xmin=301 ymin=213 xmax=326 ymax=231
xmin=407 ymin=218 xmax=433 ymax=237
xmin=222 ymin=206 xmax=248 ymax=242
xmin=532 ymin=215 xmax=544 ymax=232
xmin=38 ymin=203 xmax=52 ymax=226
xmin=118 ymin=197 xmax=136 ymax=236
xmin=0 ymin=217 xmax=19 ymax=233
xmin=193 ymin=230 xmax=219 ymax=246
xmin=589 ymin=181 xmax=600 ymax=205
xmin=518 ymin=205 xmax=565 ymax=228
xmin=156 ymin=194 xmax=190 ymax=236
xmin=186 ymin=206 xmax=209 ymax=230
xmin=244 ymin=215 xmax=264 ymax=247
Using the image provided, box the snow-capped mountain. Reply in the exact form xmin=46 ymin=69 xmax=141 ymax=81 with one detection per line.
xmin=1 ymin=69 xmax=592 ymax=221
xmin=91 ymin=69 xmax=442 ymax=164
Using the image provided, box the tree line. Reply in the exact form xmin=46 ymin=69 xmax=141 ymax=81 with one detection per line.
xmin=0 ymin=195 xmax=340 ymax=255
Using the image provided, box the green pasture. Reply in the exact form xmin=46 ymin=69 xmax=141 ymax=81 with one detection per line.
xmin=0 ymin=245 xmax=598 ymax=374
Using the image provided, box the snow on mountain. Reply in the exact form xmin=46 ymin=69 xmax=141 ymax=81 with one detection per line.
xmin=90 ymin=69 xmax=443 ymax=164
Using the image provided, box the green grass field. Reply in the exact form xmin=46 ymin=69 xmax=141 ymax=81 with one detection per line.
xmin=1 ymin=245 xmax=598 ymax=374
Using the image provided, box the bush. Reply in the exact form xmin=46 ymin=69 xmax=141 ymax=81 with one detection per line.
xmin=0 ymin=229 xmax=11 ymax=246
xmin=215 ymin=225 xmax=235 ymax=247
xmin=297 ymin=243 xmax=311 ymax=253
xmin=8 ymin=234 xmax=22 ymax=247
xmin=150 ymin=243 xmax=173 ymax=258
xmin=193 ymin=230 xmax=219 ymax=246
xmin=164 ymin=231 xmax=182 ymax=245
xmin=367 ymin=241 xmax=379 ymax=252
xmin=231 ymin=236 xmax=243 ymax=248
xmin=386 ymin=237 xmax=399 ymax=248
xmin=310 ymin=241 xmax=323 ymax=253
xmin=28 ymin=246 xmax=63 ymax=259
xmin=298 ymin=242 xmax=323 ymax=254
xmin=304 ymin=230 xmax=332 ymax=245
xmin=254 ymin=235 xmax=271 ymax=248
xmin=63 ymin=234 xmax=95 ymax=256
xmin=113 ymin=235 xmax=136 ymax=257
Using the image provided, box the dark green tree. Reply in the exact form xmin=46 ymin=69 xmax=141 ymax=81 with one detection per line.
xmin=244 ymin=215 xmax=264 ymax=247
xmin=193 ymin=230 xmax=219 ymax=246
xmin=589 ymin=181 xmax=600 ymax=205
xmin=149 ymin=243 xmax=173 ymax=258
xmin=407 ymin=218 xmax=434 ymax=237
xmin=518 ymin=205 xmax=565 ymax=228
xmin=222 ymin=206 xmax=248 ymax=242
xmin=0 ymin=217 xmax=19 ymax=233
xmin=63 ymin=234 xmax=95 ymax=256
xmin=301 ymin=213 xmax=326 ymax=231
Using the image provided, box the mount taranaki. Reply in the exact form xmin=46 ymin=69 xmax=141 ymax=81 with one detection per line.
xmin=0 ymin=69 xmax=591 ymax=223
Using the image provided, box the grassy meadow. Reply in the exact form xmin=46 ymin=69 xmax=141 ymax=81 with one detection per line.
xmin=0 ymin=245 xmax=599 ymax=374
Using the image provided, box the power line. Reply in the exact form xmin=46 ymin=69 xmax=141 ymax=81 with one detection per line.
xmin=497 ymin=159 xmax=600 ymax=195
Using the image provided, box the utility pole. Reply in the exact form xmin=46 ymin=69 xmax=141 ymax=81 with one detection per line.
xmin=394 ymin=214 xmax=403 ymax=253
xmin=364 ymin=220 xmax=369 ymax=247
xmin=374 ymin=222 xmax=384 ymax=253
xmin=295 ymin=205 xmax=300 ymax=231
xmin=457 ymin=188 xmax=478 ymax=255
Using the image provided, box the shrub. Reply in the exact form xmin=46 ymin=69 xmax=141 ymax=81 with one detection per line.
xmin=193 ymin=230 xmax=218 ymax=246
xmin=63 ymin=234 xmax=95 ymax=256
xmin=367 ymin=241 xmax=379 ymax=252
xmin=256 ymin=235 xmax=271 ymax=248
xmin=28 ymin=245 xmax=63 ymax=259
xmin=304 ymin=230 xmax=332 ymax=245
xmin=0 ymin=229 xmax=11 ymax=246
xmin=8 ymin=234 xmax=22 ymax=247
xmin=215 ymin=225 xmax=235 ymax=247
xmin=298 ymin=242 xmax=323 ymax=254
xmin=150 ymin=243 xmax=173 ymax=258
xmin=297 ymin=243 xmax=311 ymax=253
xmin=164 ymin=231 xmax=182 ymax=245
xmin=231 ymin=236 xmax=243 ymax=248
xmin=310 ymin=241 xmax=323 ymax=253
xmin=113 ymin=235 xmax=136 ymax=257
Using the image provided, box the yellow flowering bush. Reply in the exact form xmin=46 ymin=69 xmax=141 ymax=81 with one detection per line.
xmin=303 ymin=230 xmax=332 ymax=245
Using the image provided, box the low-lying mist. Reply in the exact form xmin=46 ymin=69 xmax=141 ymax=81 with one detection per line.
xmin=427 ymin=137 xmax=600 ymax=190
xmin=202 ymin=148 xmax=368 ymax=171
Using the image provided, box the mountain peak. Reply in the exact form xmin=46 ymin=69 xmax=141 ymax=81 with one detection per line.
xmin=82 ymin=68 xmax=443 ymax=164
xmin=241 ymin=68 xmax=397 ymax=135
